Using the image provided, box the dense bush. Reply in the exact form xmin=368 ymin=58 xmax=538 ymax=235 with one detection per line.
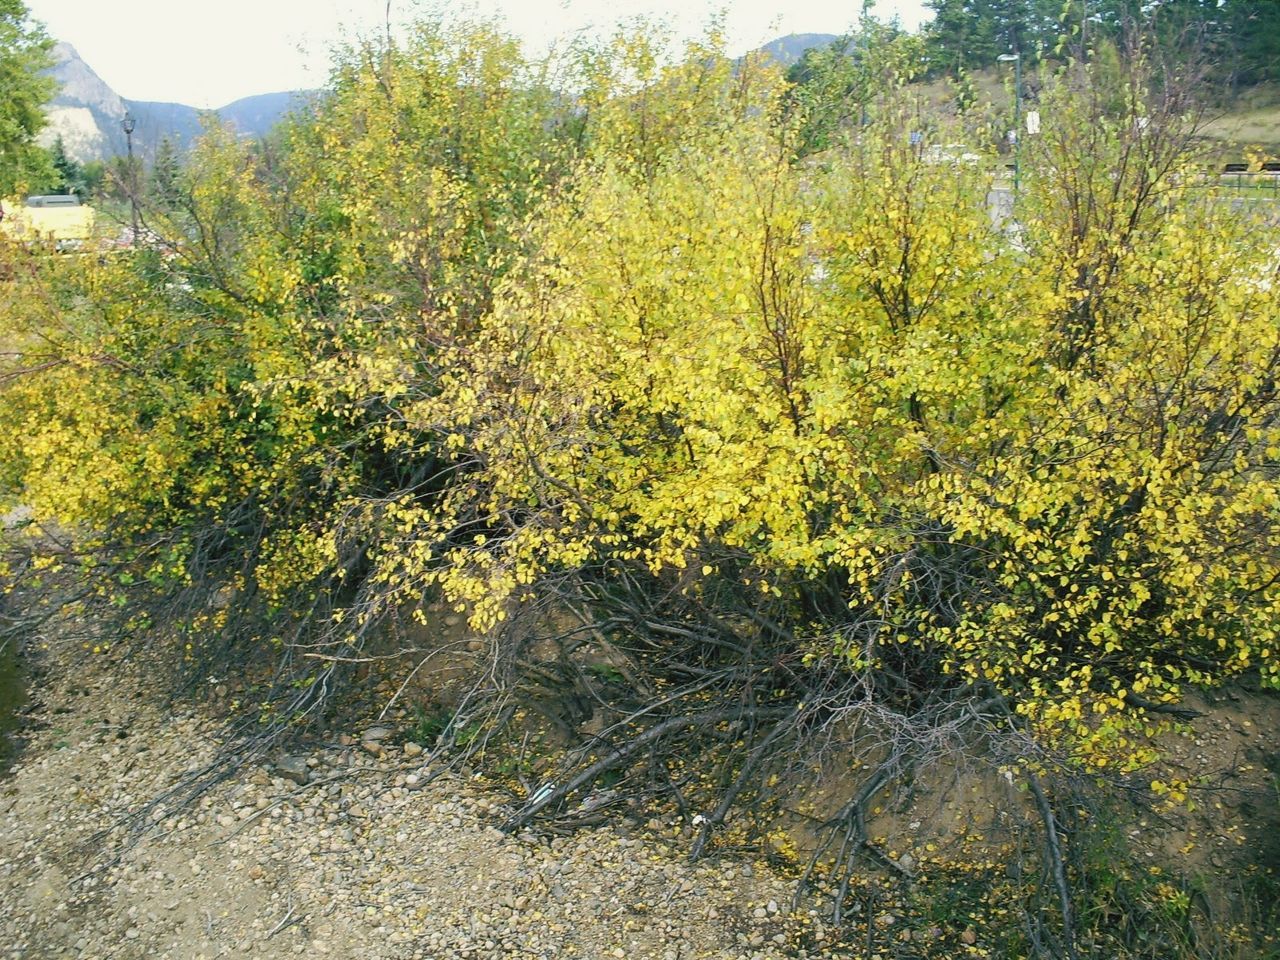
xmin=2 ymin=19 xmax=1278 ymax=948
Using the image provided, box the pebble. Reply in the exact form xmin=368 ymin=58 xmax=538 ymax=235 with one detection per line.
xmin=275 ymin=756 xmax=310 ymax=786
xmin=0 ymin=644 xmax=806 ymax=960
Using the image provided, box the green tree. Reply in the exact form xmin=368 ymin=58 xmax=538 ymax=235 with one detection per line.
xmin=1226 ymin=0 xmax=1280 ymax=84
xmin=0 ymin=0 xmax=55 ymax=195
xmin=78 ymin=158 xmax=105 ymax=198
xmin=150 ymin=136 xmax=182 ymax=207
xmin=46 ymin=135 xmax=83 ymax=194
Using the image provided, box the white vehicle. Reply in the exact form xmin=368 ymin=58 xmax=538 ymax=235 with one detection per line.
xmin=922 ymin=143 xmax=983 ymax=166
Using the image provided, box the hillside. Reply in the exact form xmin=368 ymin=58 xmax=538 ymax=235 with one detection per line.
xmin=221 ymin=90 xmax=318 ymax=136
xmin=754 ymin=32 xmax=839 ymax=67
xmin=1200 ymin=81 xmax=1280 ymax=154
xmin=39 ymin=42 xmax=315 ymax=163
xmin=905 ymin=65 xmax=1280 ymax=157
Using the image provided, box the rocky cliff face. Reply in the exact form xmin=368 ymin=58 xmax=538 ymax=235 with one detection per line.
xmin=38 ymin=43 xmax=312 ymax=164
xmin=48 ymin=42 xmax=125 ymax=117
xmin=40 ymin=42 xmax=126 ymax=163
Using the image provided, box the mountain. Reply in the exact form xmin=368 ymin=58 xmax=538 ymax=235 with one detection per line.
xmin=39 ymin=34 xmax=831 ymax=166
xmin=753 ymin=33 xmax=840 ymax=68
xmin=41 ymin=42 xmax=126 ymax=163
xmin=221 ymin=91 xmax=315 ymax=136
xmin=123 ymin=100 xmax=204 ymax=155
xmin=39 ymin=43 xmax=315 ymax=164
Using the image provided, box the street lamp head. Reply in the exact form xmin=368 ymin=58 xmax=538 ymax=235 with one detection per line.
xmin=121 ymin=112 xmax=136 ymax=135
xmin=997 ymin=53 xmax=1020 ymax=63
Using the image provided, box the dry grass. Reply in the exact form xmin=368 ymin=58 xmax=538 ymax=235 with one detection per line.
xmin=1200 ymin=83 xmax=1280 ymax=155
xmin=906 ymin=69 xmax=1280 ymax=160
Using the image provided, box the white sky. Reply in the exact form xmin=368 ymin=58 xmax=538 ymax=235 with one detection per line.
xmin=25 ymin=0 xmax=932 ymax=109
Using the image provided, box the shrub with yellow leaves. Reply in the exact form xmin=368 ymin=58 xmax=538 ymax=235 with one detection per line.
xmin=0 ymin=20 xmax=1276 ymax=950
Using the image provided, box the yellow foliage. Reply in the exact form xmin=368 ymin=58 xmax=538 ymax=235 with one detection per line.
xmin=1 ymin=25 xmax=1277 ymax=770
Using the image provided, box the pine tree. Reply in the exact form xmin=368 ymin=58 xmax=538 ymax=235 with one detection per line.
xmin=150 ymin=137 xmax=182 ymax=208
xmin=48 ymin=136 xmax=83 ymax=195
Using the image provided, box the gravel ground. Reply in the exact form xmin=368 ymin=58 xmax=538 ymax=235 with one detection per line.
xmin=0 ymin=640 xmax=832 ymax=960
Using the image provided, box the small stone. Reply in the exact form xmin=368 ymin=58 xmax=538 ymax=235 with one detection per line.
xmin=766 ymin=899 xmax=779 ymax=915
xmin=361 ymin=741 xmax=384 ymax=757
xmin=403 ymin=742 xmax=424 ymax=758
xmin=898 ymin=853 xmax=915 ymax=872
xmin=125 ymin=927 xmax=139 ymax=940
xmin=275 ymin=757 xmax=310 ymax=785
xmin=362 ymin=726 xmax=393 ymax=742
xmin=961 ymin=927 xmax=978 ymax=945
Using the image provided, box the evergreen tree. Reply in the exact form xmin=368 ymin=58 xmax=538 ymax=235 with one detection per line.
xmin=925 ymin=0 xmax=997 ymax=73
xmin=47 ymin=135 xmax=83 ymax=195
xmin=1219 ymin=0 xmax=1280 ymax=85
xmin=924 ymin=0 xmax=1063 ymax=72
xmin=150 ymin=137 xmax=182 ymax=207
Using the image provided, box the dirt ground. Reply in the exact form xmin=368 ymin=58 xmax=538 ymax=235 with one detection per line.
xmin=2 ymin=626 xmax=1277 ymax=960
xmin=0 ymin=635 xmax=816 ymax=960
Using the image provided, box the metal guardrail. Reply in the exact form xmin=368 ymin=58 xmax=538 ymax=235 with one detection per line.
xmin=1216 ymin=163 xmax=1280 ymax=197
xmin=1215 ymin=174 xmax=1280 ymax=197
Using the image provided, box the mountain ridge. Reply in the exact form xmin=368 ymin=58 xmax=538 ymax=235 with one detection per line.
xmin=40 ymin=33 xmax=837 ymax=165
xmin=754 ymin=32 xmax=839 ymax=67
xmin=40 ymin=43 xmax=315 ymax=164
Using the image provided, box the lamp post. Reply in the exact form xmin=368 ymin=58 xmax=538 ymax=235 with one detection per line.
xmin=121 ymin=111 xmax=139 ymax=245
xmin=997 ymin=53 xmax=1022 ymax=198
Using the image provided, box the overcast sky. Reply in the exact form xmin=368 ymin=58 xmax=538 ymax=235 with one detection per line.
xmin=25 ymin=0 xmax=932 ymax=109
